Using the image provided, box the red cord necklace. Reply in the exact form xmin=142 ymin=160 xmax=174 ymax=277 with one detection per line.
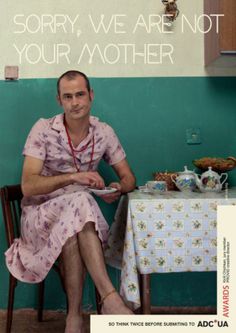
xmin=64 ymin=115 xmax=95 ymax=172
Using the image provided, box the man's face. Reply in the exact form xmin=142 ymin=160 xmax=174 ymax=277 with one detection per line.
xmin=57 ymin=75 xmax=94 ymax=122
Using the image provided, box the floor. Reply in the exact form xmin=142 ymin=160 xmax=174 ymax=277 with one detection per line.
xmin=0 ymin=309 xmax=92 ymax=333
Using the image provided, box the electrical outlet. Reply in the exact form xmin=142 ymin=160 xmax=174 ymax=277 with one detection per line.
xmin=186 ymin=128 xmax=201 ymax=145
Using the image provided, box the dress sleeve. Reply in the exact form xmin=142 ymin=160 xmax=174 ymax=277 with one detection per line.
xmin=103 ymin=125 xmax=126 ymax=165
xmin=22 ymin=118 xmax=48 ymax=161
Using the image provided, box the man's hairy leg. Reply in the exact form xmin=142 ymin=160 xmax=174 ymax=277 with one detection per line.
xmin=61 ymin=235 xmax=86 ymax=333
xmin=78 ymin=222 xmax=133 ymax=314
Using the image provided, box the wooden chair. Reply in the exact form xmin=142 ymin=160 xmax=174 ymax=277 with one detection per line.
xmin=1 ymin=184 xmax=101 ymax=333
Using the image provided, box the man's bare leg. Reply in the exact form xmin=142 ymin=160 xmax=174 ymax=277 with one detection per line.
xmin=61 ymin=235 xmax=86 ymax=333
xmin=78 ymin=222 xmax=133 ymax=314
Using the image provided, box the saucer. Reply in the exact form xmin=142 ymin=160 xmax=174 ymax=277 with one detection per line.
xmin=89 ymin=187 xmax=117 ymax=196
xmin=138 ymin=186 xmax=151 ymax=193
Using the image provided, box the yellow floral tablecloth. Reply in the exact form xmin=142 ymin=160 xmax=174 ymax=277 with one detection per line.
xmin=104 ymin=188 xmax=236 ymax=309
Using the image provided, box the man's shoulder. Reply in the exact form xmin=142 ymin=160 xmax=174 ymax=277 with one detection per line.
xmin=90 ymin=116 xmax=114 ymax=133
xmin=31 ymin=114 xmax=62 ymax=132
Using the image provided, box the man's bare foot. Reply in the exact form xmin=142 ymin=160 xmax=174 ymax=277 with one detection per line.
xmin=65 ymin=314 xmax=85 ymax=333
xmin=101 ymin=291 xmax=133 ymax=314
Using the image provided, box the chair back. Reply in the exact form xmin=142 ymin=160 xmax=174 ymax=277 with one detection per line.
xmin=1 ymin=184 xmax=23 ymax=247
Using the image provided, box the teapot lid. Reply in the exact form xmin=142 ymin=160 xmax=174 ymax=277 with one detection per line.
xmin=178 ymin=165 xmax=195 ymax=175
xmin=202 ymin=166 xmax=218 ymax=176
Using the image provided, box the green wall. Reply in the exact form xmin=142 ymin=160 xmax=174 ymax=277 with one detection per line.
xmin=1 ymin=76 xmax=236 ymax=310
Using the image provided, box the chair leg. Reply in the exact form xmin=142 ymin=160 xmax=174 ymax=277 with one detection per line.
xmin=6 ymin=274 xmax=17 ymax=333
xmin=140 ymin=274 xmax=151 ymax=314
xmin=37 ymin=280 xmax=45 ymax=322
xmin=95 ymin=286 xmax=102 ymax=314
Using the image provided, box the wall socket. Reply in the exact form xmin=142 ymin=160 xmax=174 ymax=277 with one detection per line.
xmin=186 ymin=128 xmax=201 ymax=144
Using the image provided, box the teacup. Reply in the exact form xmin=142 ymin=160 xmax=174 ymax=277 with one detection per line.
xmin=146 ymin=181 xmax=167 ymax=193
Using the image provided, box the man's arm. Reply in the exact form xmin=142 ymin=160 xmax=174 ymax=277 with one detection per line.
xmin=101 ymin=159 xmax=136 ymax=203
xmin=111 ymin=159 xmax=136 ymax=193
xmin=21 ymin=156 xmax=105 ymax=197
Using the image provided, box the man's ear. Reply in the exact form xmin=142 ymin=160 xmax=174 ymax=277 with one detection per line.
xmin=57 ymin=95 xmax=62 ymax=106
xmin=89 ymin=89 xmax=94 ymax=102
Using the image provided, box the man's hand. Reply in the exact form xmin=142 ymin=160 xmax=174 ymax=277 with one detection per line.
xmin=73 ymin=171 xmax=105 ymax=189
xmin=101 ymin=182 xmax=122 ymax=203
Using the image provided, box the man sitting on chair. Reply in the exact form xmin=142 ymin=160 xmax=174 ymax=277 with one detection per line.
xmin=5 ymin=70 xmax=136 ymax=333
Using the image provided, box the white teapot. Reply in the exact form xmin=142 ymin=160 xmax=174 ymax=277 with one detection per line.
xmin=171 ymin=166 xmax=196 ymax=191
xmin=195 ymin=167 xmax=228 ymax=192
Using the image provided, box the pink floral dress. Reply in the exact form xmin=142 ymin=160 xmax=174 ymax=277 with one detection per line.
xmin=5 ymin=114 xmax=126 ymax=283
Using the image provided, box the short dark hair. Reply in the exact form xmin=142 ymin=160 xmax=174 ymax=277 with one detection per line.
xmin=57 ymin=70 xmax=91 ymax=95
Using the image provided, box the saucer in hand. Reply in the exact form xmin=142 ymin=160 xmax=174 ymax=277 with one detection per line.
xmin=89 ymin=187 xmax=117 ymax=196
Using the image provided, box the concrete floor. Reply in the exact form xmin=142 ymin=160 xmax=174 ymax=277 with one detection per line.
xmin=0 ymin=309 xmax=91 ymax=333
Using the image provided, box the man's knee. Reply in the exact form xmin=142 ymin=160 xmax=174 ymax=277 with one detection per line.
xmin=81 ymin=221 xmax=96 ymax=233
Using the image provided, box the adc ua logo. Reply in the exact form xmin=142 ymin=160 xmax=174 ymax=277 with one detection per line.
xmin=197 ymin=321 xmax=228 ymax=328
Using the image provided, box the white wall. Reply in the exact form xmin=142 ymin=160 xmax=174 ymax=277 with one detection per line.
xmin=0 ymin=0 xmax=235 ymax=79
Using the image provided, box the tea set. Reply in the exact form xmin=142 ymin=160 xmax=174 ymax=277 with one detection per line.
xmin=142 ymin=165 xmax=228 ymax=194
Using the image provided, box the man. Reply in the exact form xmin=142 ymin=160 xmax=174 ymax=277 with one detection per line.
xmin=5 ymin=70 xmax=136 ymax=333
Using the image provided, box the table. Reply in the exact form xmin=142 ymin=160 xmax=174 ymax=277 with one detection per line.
xmin=104 ymin=188 xmax=236 ymax=312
